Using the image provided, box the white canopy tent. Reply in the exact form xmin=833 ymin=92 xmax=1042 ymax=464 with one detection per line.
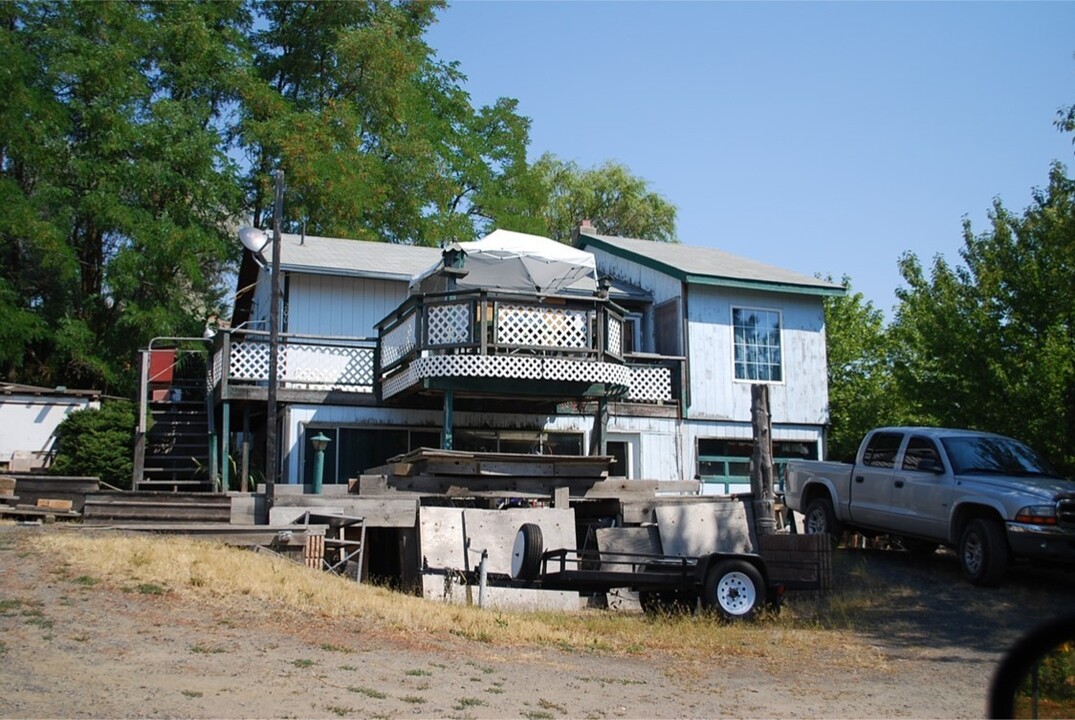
xmin=409 ymin=229 xmax=599 ymax=296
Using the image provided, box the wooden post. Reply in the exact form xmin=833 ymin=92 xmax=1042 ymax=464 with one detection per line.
xmin=590 ymin=396 xmax=609 ymax=456
xmin=240 ymin=403 xmax=251 ymax=493
xmin=221 ymin=401 xmax=231 ymax=492
xmin=441 ymin=389 xmax=454 ymax=450
xmin=750 ymin=384 xmax=777 ymax=536
xmin=553 ymin=486 xmax=570 ymax=508
xmin=132 ymin=349 xmax=149 ymax=491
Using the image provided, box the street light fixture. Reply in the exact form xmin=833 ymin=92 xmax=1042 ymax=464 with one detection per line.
xmin=238 ymin=170 xmax=285 ymax=498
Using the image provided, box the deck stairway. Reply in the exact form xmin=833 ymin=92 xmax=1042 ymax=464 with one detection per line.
xmin=82 ymin=491 xmax=232 ymax=525
xmin=140 ymin=400 xmax=214 ymax=491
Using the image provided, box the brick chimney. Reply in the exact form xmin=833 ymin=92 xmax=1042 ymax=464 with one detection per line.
xmin=570 ymin=218 xmax=594 ymax=243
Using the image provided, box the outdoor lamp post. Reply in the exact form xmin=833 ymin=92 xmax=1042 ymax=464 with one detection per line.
xmin=238 ymin=170 xmax=285 ymax=495
xmin=310 ymin=432 xmax=331 ymax=495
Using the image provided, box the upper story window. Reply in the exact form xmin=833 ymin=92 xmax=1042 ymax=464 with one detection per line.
xmin=732 ymin=307 xmax=782 ymax=382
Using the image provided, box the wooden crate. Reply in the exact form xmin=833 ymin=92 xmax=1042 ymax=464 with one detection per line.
xmin=758 ymin=533 xmax=832 ymax=592
xmin=0 ymin=476 xmax=16 ymax=497
xmin=304 ymin=533 xmax=325 ymax=570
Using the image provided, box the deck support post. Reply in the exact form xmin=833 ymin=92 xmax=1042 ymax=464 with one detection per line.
xmin=591 ymin=396 xmax=609 ymax=456
xmin=240 ymin=404 xmax=251 ymax=493
xmin=221 ymin=401 xmax=231 ymax=492
xmin=441 ymin=389 xmax=454 ymax=450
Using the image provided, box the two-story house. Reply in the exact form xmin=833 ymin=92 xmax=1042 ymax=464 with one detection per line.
xmin=138 ymin=224 xmax=842 ymax=496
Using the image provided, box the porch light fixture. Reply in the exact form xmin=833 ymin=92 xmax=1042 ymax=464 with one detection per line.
xmin=310 ymin=432 xmax=331 ymax=452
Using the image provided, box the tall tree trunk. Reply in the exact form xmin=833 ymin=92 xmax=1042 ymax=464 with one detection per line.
xmin=750 ymin=384 xmax=777 ymax=536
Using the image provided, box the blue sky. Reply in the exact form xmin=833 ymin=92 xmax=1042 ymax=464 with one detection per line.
xmin=425 ymin=1 xmax=1075 ymax=316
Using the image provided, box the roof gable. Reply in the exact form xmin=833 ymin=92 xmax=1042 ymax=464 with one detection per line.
xmin=577 ymin=232 xmax=845 ymax=297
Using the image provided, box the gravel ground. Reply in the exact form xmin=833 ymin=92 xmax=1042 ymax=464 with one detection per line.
xmin=3 ymin=523 xmax=1075 ymax=719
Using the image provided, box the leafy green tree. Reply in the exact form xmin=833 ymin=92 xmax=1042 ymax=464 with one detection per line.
xmin=522 ymin=153 xmax=678 ymax=243
xmin=237 ymin=0 xmax=534 ymax=246
xmin=823 ymin=277 xmax=901 ymax=460
xmin=50 ymin=400 xmax=136 ymax=489
xmin=890 ymin=163 xmax=1075 ymax=473
xmin=0 ymin=1 xmax=248 ymax=395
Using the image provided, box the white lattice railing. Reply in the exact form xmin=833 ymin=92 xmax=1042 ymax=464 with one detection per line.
xmin=496 ymin=303 xmax=590 ymax=349
xmin=626 ymin=365 xmax=673 ymax=403
xmin=606 ymin=314 xmax=624 ymax=357
xmin=381 ymin=313 xmax=417 ymax=368
xmin=426 ymin=303 xmax=471 ymax=346
xmin=220 ymin=338 xmax=375 ymax=392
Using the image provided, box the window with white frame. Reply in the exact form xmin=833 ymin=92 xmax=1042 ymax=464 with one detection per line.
xmin=732 ymin=307 xmax=783 ymax=382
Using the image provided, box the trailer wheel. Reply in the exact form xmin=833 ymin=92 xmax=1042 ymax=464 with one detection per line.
xmin=702 ymin=560 xmax=765 ymax=621
xmin=510 ymin=523 xmax=543 ymax=581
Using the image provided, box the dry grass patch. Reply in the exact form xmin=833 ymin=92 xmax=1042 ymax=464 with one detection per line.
xmin=29 ymin=530 xmax=882 ymax=669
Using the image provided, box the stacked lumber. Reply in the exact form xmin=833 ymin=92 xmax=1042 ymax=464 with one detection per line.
xmin=82 ymin=492 xmax=232 ymax=525
xmin=0 ymin=476 xmax=16 ymax=507
xmin=355 ymin=447 xmax=698 ymax=503
xmin=0 ymin=475 xmax=84 ymax=520
xmin=0 ymin=474 xmax=98 ymax=512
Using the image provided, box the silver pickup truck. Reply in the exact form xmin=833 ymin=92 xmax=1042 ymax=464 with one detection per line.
xmin=784 ymin=427 xmax=1075 ymax=585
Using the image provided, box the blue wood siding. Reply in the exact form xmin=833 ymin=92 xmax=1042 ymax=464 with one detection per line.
xmin=287 ymin=274 xmax=410 ymax=338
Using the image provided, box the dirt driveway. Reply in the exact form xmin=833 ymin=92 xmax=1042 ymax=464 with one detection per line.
xmin=3 ymin=524 xmax=1075 ymax=719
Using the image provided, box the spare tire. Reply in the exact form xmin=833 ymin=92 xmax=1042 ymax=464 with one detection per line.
xmin=510 ymin=523 xmax=543 ymax=581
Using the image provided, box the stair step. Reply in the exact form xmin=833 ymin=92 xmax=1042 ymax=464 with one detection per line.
xmin=146 ymin=442 xmax=208 ymax=452
xmin=142 ymin=462 xmax=207 ymax=472
xmin=134 ymin=483 xmax=217 ymax=494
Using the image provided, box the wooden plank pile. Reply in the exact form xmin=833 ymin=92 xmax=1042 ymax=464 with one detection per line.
xmin=0 ymin=475 xmax=87 ymax=521
xmin=0 ymin=474 xmax=99 ymax=513
xmin=82 ymin=492 xmax=232 ymax=525
xmin=355 ymin=447 xmax=700 ymax=507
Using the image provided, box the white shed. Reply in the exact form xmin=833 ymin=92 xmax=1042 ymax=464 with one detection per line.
xmin=0 ymin=384 xmax=101 ymax=471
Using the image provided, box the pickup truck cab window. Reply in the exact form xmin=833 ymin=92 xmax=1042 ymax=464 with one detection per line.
xmin=902 ymin=436 xmax=944 ymax=472
xmin=941 ymin=435 xmax=1057 ymax=476
xmin=862 ymin=432 xmax=903 ymax=468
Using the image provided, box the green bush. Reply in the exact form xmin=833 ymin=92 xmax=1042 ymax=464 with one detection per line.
xmin=50 ymin=400 xmax=135 ymax=489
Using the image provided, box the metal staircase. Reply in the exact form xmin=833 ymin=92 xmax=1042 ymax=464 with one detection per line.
xmin=133 ymin=340 xmax=216 ymax=492
xmin=139 ymin=399 xmax=213 ymax=491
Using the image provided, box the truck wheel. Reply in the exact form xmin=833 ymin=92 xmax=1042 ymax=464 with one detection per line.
xmin=959 ymin=518 xmax=1008 ymax=586
xmin=510 ymin=523 xmax=543 ymax=581
xmin=804 ymin=497 xmax=842 ymax=539
xmin=702 ymin=560 xmax=765 ymax=621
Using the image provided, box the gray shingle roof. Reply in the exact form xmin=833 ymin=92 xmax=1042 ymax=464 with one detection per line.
xmin=577 ymin=232 xmax=844 ymax=296
xmin=271 ymin=233 xmax=442 ymax=281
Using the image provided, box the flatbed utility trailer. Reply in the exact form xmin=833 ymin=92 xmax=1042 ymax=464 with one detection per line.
xmin=509 ymin=523 xmax=783 ymax=620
